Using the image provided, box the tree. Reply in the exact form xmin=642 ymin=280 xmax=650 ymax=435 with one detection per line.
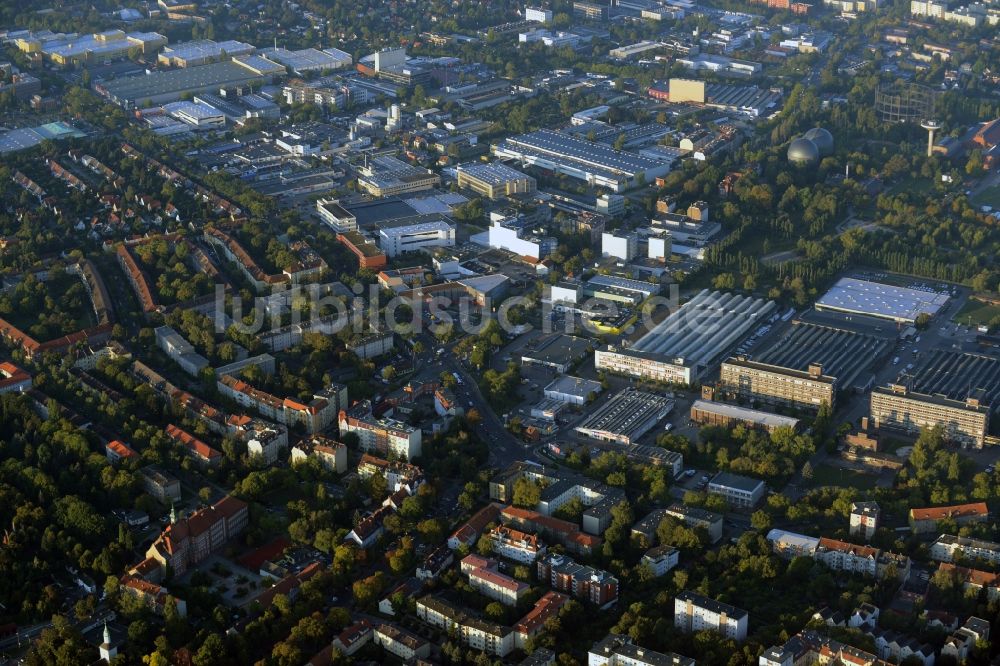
xmin=802 ymin=461 xmax=814 ymax=481
xmin=750 ymin=510 xmax=771 ymax=531
xmin=512 ymin=477 xmax=543 ymax=508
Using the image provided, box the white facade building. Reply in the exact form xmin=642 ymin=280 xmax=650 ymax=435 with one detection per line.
xmin=377 ymin=215 xmax=456 ymax=257
xmin=602 ymin=232 xmax=639 ymax=261
xmin=674 ymin=591 xmax=748 ymax=642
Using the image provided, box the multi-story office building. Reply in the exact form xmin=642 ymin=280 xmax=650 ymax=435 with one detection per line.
xmin=456 ymin=162 xmax=536 ymax=200
xmin=870 ymin=384 xmax=990 ymax=448
xmin=707 ymin=472 xmax=766 ymax=508
xmin=601 ymin=231 xmax=638 ymax=261
xmin=674 ymin=591 xmax=748 ymax=642
xmin=662 ymin=504 xmax=724 ymax=543
xmin=377 ymin=214 xmax=456 ymax=257
xmin=357 ymin=156 xmax=440 ymax=197
xmin=719 ymin=359 xmax=836 ymax=412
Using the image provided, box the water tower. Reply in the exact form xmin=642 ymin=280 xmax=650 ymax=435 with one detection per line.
xmin=921 ymin=119 xmax=941 ymax=158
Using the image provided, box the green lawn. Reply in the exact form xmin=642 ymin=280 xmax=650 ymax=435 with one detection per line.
xmin=971 ymin=185 xmax=1000 ymax=210
xmin=806 ymin=463 xmax=879 ymax=489
xmin=954 ymin=298 xmax=1000 ymax=328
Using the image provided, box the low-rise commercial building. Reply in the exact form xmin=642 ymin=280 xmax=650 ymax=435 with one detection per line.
xmin=707 ymin=472 xmax=766 ymax=508
xmin=574 ymin=388 xmax=673 ymax=445
xmin=690 ymin=399 xmax=800 ymax=433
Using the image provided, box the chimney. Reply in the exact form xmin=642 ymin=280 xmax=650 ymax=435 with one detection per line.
xmin=860 ymin=416 xmax=870 ymax=431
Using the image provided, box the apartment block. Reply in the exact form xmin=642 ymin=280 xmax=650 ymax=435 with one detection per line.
xmin=416 ymin=595 xmax=515 ymax=657
xmin=930 ymin=534 xmax=1000 ymax=566
xmin=537 ymin=552 xmax=619 ymax=606
xmin=850 ymin=501 xmax=880 ymax=541
xmin=589 ymin=633 xmax=695 ymax=666
xmin=339 ymin=410 xmax=422 ymax=460
xmin=674 ymin=590 xmax=748 ymax=642
xmin=461 ymin=555 xmax=529 ymax=606
xmin=488 ymin=525 xmax=546 ymax=563
xmin=290 ymin=435 xmax=348 ymax=474
xmin=909 ymin=502 xmax=989 ymax=533
xmin=374 ymin=623 xmax=430 ymax=661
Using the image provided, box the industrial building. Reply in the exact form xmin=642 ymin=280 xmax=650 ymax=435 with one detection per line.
xmin=601 ymin=231 xmax=638 ymax=261
xmin=158 ymin=39 xmax=255 ymax=67
xmin=456 ymin=162 xmax=536 ymax=200
xmin=573 ymin=388 xmax=673 ymax=444
xmin=521 ymin=335 xmax=593 ymax=373
xmin=96 ymin=61 xmax=270 ymax=107
xmin=868 ymin=350 xmax=1000 ymax=448
xmin=357 ymin=156 xmax=441 ymax=197
xmin=13 ymin=29 xmax=166 ymax=66
xmin=492 ymin=129 xmax=672 ymax=192
xmin=543 ymin=375 xmax=602 ymax=405
xmin=690 ymin=399 xmax=800 ymax=433
xmin=815 ymin=278 xmax=949 ymax=324
xmin=258 ymin=47 xmax=352 ymax=74
xmin=482 ymin=217 xmax=556 ymax=260
xmin=583 ymin=274 xmax=659 ymax=305
xmin=870 ymin=384 xmax=991 ymax=448
xmin=595 ymin=290 xmax=775 ymax=385
xmin=748 ymin=319 xmax=894 ymax=394
xmin=719 ymin=358 xmax=836 ymax=412
xmin=376 ymin=214 xmax=456 ymax=257
xmin=648 ymin=78 xmax=782 ymax=117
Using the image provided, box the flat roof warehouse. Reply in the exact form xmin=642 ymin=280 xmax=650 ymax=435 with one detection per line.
xmin=815 ymin=277 xmax=949 ymax=324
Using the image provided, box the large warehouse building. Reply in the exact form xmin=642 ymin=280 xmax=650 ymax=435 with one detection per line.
xmin=492 ymin=129 xmax=672 ymax=192
xmin=595 ymin=290 xmax=775 ymax=385
xmin=574 ymin=388 xmax=673 ymax=444
xmin=96 ymin=60 xmax=271 ymax=107
xmin=815 ymin=277 xmax=949 ymax=324
xmin=870 ymin=350 xmax=1000 ymax=448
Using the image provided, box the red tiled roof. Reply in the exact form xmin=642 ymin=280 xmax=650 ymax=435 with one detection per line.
xmin=910 ymin=502 xmax=988 ymax=522
xmin=107 ymin=440 xmax=138 ymax=459
xmin=166 ymin=424 xmax=222 ymax=461
xmin=817 ymin=537 xmax=878 ymax=558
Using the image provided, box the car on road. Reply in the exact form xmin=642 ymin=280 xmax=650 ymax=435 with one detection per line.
xmin=684 ymin=469 xmax=697 ymax=477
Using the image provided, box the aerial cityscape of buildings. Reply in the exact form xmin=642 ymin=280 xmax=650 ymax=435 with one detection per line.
xmin=0 ymin=0 xmax=997 ymax=664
